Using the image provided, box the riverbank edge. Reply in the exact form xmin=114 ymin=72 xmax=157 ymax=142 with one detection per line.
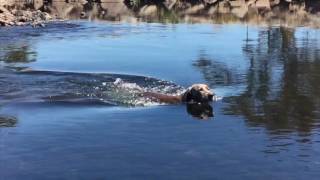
xmin=0 ymin=5 xmax=52 ymax=27
xmin=1 ymin=0 xmax=320 ymax=28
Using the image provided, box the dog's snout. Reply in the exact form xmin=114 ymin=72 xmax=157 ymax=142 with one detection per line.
xmin=208 ymin=94 xmax=213 ymax=100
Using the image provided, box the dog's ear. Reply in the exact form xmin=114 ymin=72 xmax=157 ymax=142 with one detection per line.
xmin=182 ymin=87 xmax=193 ymax=103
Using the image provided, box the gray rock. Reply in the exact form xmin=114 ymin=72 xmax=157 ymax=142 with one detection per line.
xmin=139 ymin=5 xmax=157 ymax=17
xmin=217 ymin=1 xmax=231 ymax=14
xmin=255 ymin=0 xmax=271 ymax=9
xmin=208 ymin=5 xmax=218 ymax=15
xmin=80 ymin=11 xmax=86 ymax=18
xmin=203 ymin=0 xmax=218 ymax=5
xmin=231 ymin=5 xmax=248 ymax=18
xmin=184 ymin=4 xmax=205 ymax=15
xmin=0 ymin=6 xmax=52 ymax=27
xmin=270 ymin=0 xmax=280 ymax=7
xmin=163 ymin=0 xmax=177 ymax=10
xmin=230 ymin=0 xmax=245 ymax=8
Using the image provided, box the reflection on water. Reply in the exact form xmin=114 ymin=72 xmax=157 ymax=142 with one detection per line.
xmin=222 ymin=27 xmax=320 ymax=134
xmin=0 ymin=30 xmax=36 ymax=63
xmin=1 ymin=45 xmax=36 ymax=63
xmin=186 ymin=103 xmax=213 ymax=120
xmin=0 ymin=115 xmax=17 ymax=127
xmin=0 ymin=64 xmax=211 ymax=119
xmin=1 ymin=22 xmax=320 ymax=131
xmin=192 ymin=52 xmax=245 ymax=87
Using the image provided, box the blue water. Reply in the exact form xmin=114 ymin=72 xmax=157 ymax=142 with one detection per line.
xmin=1 ymin=21 xmax=320 ymax=179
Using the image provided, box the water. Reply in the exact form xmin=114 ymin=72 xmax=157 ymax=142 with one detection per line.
xmin=1 ymin=21 xmax=320 ymax=179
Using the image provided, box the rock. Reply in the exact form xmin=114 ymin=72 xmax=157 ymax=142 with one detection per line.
xmin=43 ymin=12 xmax=52 ymax=21
xmin=35 ymin=11 xmax=52 ymax=21
xmin=163 ymin=0 xmax=177 ymax=10
xmin=80 ymin=0 xmax=88 ymax=5
xmin=255 ymin=0 xmax=271 ymax=9
xmin=208 ymin=5 xmax=218 ymax=15
xmin=270 ymin=0 xmax=280 ymax=7
xmin=33 ymin=0 xmax=44 ymax=10
xmin=184 ymin=4 xmax=205 ymax=14
xmin=231 ymin=4 xmax=249 ymax=18
xmin=0 ymin=0 xmax=15 ymax=7
xmin=289 ymin=3 xmax=307 ymax=14
xmin=0 ymin=6 xmax=52 ymax=27
xmin=80 ymin=11 xmax=86 ymax=18
xmin=247 ymin=0 xmax=257 ymax=6
xmin=32 ymin=21 xmax=46 ymax=28
xmin=139 ymin=5 xmax=157 ymax=17
xmin=230 ymin=0 xmax=245 ymax=8
xmin=0 ymin=19 xmax=8 ymax=26
xmin=100 ymin=0 xmax=132 ymax=19
xmin=0 ymin=6 xmax=10 ymax=14
xmin=218 ymin=1 xmax=231 ymax=14
xmin=0 ymin=6 xmax=15 ymax=26
xmin=203 ymin=0 xmax=218 ymax=5
xmin=15 ymin=21 xmax=26 ymax=26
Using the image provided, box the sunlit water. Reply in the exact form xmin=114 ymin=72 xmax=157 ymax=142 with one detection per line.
xmin=1 ymin=21 xmax=320 ymax=179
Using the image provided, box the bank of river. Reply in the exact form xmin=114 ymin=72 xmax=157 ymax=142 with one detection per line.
xmin=1 ymin=0 xmax=320 ymax=27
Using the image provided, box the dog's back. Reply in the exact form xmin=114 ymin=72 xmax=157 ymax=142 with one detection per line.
xmin=143 ymin=92 xmax=181 ymax=104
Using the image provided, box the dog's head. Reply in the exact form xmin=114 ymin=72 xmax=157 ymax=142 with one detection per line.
xmin=182 ymin=84 xmax=214 ymax=103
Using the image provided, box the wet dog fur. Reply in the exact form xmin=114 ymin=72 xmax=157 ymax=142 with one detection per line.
xmin=143 ymin=84 xmax=214 ymax=104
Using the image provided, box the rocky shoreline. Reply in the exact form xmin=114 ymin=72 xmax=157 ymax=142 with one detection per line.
xmin=1 ymin=0 xmax=320 ymax=27
xmin=0 ymin=6 xmax=52 ymax=27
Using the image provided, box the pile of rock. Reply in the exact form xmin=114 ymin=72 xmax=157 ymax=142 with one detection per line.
xmin=0 ymin=6 xmax=52 ymax=27
xmin=173 ymin=0 xmax=308 ymax=17
xmin=134 ymin=0 xmax=314 ymax=19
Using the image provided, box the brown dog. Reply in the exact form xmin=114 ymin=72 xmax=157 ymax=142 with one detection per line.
xmin=143 ymin=84 xmax=214 ymax=104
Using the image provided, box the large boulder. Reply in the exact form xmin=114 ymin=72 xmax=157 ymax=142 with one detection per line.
xmin=184 ymin=4 xmax=205 ymax=14
xmin=139 ymin=5 xmax=157 ymax=17
xmin=217 ymin=1 xmax=231 ymax=13
xmin=255 ymin=0 xmax=271 ymax=9
xmin=231 ymin=4 xmax=248 ymax=18
xmin=270 ymin=0 xmax=280 ymax=7
xmin=0 ymin=6 xmax=15 ymax=26
xmin=229 ymin=0 xmax=245 ymax=8
xmin=33 ymin=0 xmax=44 ymax=10
xmin=203 ymin=0 xmax=218 ymax=5
xmin=163 ymin=0 xmax=177 ymax=10
xmin=100 ymin=0 xmax=132 ymax=19
xmin=0 ymin=5 xmax=52 ymax=26
xmin=0 ymin=0 xmax=15 ymax=6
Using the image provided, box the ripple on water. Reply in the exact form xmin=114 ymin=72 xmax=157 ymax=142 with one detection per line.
xmin=0 ymin=67 xmax=185 ymax=107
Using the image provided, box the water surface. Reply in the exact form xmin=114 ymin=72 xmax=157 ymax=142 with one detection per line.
xmin=0 ymin=21 xmax=320 ymax=179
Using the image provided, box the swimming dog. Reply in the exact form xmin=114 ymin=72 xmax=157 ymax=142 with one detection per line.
xmin=143 ymin=84 xmax=214 ymax=104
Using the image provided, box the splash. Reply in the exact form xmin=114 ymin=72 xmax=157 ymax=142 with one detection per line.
xmin=102 ymin=77 xmax=185 ymax=106
xmin=213 ymin=96 xmax=223 ymax=101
